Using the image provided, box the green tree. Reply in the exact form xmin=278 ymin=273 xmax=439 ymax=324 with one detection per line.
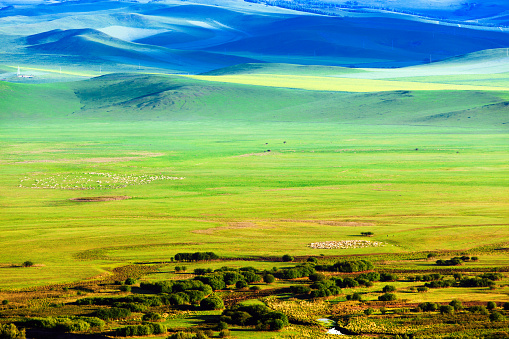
xmin=449 ymin=299 xmax=463 ymax=311
xmin=490 ymin=312 xmax=505 ymax=322
xmin=263 ymin=274 xmax=275 ymax=284
xmin=201 ymin=295 xmax=224 ymax=310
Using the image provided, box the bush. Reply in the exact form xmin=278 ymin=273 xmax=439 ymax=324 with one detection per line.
xmin=200 ymin=295 xmax=224 ymax=310
xmin=379 ymin=273 xmax=398 ymax=282
xmin=217 ymin=321 xmax=228 ymax=330
xmin=95 ymin=307 xmax=131 ymax=320
xmin=503 ymin=302 xmax=509 ymax=311
xmin=382 ymin=285 xmax=396 ymax=293
xmin=419 ymin=302 xmax=438 ymax=312
xmin=347 ymin=292 xmax=362 ymax=301
xmin=22 ymin=261 xmax=34 ymax=267
xmin=167 ymin=331 xmax=195 ymax=339
xmin=0 ymin=323 xmax=25 ymax=339
xmin=119 ymin=285 xmax=131 ymax=292
xmin=440 ymin=305 xmax=454 ymax=315
xmin=124 ymin=278 xmax=136 ymax=285
xmin=307 ymin=257 xmax=318 ymax=263
xmin=417 ymin=286 xmax=428 ymax=293
xmin=282 ymin=254 xmax=294 ymax=262
xmin=449 ymin=299 xmax=463 ymax=311
xmin=364 ymin=308 xmax=375 ymax=315
xmin=378 ymin=293 xmax=397 ymax=302
xmin=469 ymin=305 xmax=489 ymax=315
xmin=219 ymin=329 xmax=230 ymax=338
xmin=174 ymin=252 xmax=219 ymax=262
xmin=490 ymin=312 xmax=505 ymax=322
xmin=142 ymin=312 xmax=162 ymax=321
xmin=116 ymin=323 xmax=167 ymax=337
xmin=235 ymin=280 xmax=248 ymax=289
xmin=488 ymin=301 xmax=497 ymax=310
xmin=290 ymin=285 xmax=311 ymax=295
xmin=309 ymin=273 xmax=326 ymax=282
xmin=263 ymin=274 xmax=275 ymax=284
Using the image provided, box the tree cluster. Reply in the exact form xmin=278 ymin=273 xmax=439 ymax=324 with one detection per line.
xmin=174 ymin=252 xmax=219 ymax=262
xmin=315 ymin=260 xmax=373 ymax=273
xmin=115 ymin=323 xmax=167 ymax=337
xmin=221 ymin=304 xmax=288 ymax=331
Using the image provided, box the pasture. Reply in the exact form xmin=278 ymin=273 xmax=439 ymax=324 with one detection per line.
xmin=1 ymin=116 xmax=508 ymax=289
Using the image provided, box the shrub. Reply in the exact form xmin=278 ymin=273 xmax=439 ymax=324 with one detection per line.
xmin=307 ymin=257 xmax=318 ymax=263
xmin=84 ymin=317 xmax=105 ymax=331
xmin=290 ymin=285 xmax=311 ymax=295
xmin=417 ymin=286 xmax=428 ymax=293
xmin=440 ymin=305 xmax=454 ymax=315
xmin=282 ymin=254 xmax=294 ymax=262
xmin=347 ymin=292 xmax=362 ymax=301
xmin=378 ymin=293 xmax=397 ymax=302
xmin=449 ymin=299 xmax=463 ymax=311
xmin=380 ymin=307 xmax=387 ymax=315
xmin=0 ymin=323 xmax=26 ymax=339
xmin=217 ymin=321 xmax=228 ymax=330
xmin=95 ymin=307 xmax=131 ymax=320
xmin=263 ymin=274 xmax=275 ymax=284
xmin=168 ymin=331 xmax=195 ymax=339
xmin=490 ymin=312 xmax=505 ymax=322
xmin=469 ymin=305 xmax=489 ymax=315
xmin=382 ymin=285 xmax=396 ymax=293
xmin=22 ymin=261 xmax=34 ymax=267
xmin=235 ymin=280 xmax=248 ymax=289
xmin=219 ymin=329 xmax=230 ymax=338
xmin=249 ymin=286 xmax=261 ymax=291
xmin=364 ymin=308 xmax=375 ymax=315
xmin=142 ymin=312 xmax=162 ymax=321
xmin=380 ymin=273 xmax=398 ymax=282
xmin=488 ymin=301 xmax=497 ymax=310
xmin=119 ymin=285 xmax=131 ymax=292
xmin=174 ymin=252 xmax=219 ymax=262
xmin=309 ymin=273 xmax=326 ymax=282
xmin=503 ymin=302 xmax=509 ymax=311
xmin=1 ymin=300 xmax=8 ymax=305
xmin=200 ymin=295 xmax=224 ymax=310
xmin=419 ymin=302 xmax=438 ymax=312
xmin=124 ymin=278 xmax=136 ymax=285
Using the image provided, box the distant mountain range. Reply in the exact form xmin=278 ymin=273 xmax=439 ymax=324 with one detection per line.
xmin=1 ymin=0 xmax=509 ymax=75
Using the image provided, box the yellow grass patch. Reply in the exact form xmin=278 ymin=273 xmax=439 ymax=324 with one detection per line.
xmin=187 ymin=74 xmax=509 ymax=92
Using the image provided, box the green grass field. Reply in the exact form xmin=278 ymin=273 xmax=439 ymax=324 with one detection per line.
xmin=1 ymin=104 xmax=508 ymax=289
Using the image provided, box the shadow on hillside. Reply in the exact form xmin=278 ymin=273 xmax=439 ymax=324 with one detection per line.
xmin=26 ymin=329 xmax=110 ymax=339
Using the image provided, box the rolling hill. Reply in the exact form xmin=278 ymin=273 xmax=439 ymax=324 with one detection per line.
xmin=1 ymin=73 xmax=508 ymax=130
xmin=2 ymin=0 xmax=509 ymax=77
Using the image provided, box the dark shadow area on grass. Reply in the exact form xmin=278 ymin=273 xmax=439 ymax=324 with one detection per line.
xmin=26 ymin=329 xmax=110 ymax=339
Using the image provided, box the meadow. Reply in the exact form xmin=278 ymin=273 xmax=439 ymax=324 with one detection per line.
xmin=0 ymin=60 xmax=508 ymax=338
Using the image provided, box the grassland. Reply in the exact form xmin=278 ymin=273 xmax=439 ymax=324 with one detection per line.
xmin=188 ymin=73 xmax=509 ymax=92
xmin=0 ymin=56 xmax=508 ymax=338
xmin=1 ymin=71 xmax=508 ymax=289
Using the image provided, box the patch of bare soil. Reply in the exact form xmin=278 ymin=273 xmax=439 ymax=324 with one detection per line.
xmin=70 ymin=196 xmax=131 ymax=202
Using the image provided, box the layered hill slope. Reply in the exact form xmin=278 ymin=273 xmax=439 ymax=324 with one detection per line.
xmin=2 ymin=0 xmax=509 ymax=77
xmin=1 ymin=73 xmax=508 ymax=129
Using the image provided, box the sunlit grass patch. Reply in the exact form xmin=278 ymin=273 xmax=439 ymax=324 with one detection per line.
xmin=187 ymin=74 xmax=509 ymax=92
